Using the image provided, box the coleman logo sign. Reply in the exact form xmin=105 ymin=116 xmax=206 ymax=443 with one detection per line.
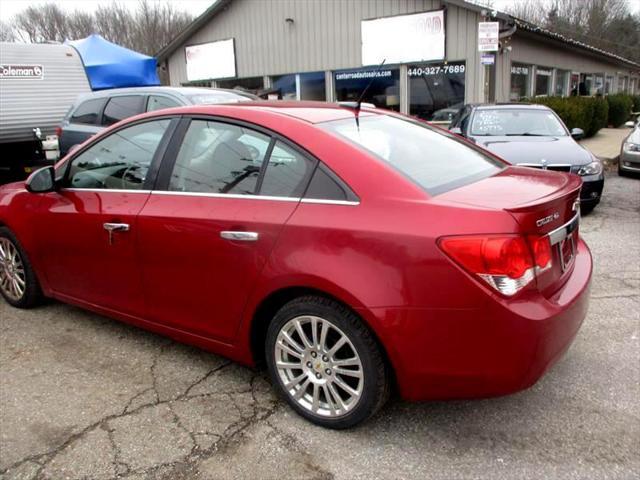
xmin=0 ymin=64 xmax=44 ymax=79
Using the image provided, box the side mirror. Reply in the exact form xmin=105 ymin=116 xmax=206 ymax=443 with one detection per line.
xmin=449 ymin=127 xmax=463 ymax=135
xmin=570 ymin=128 xmax=584 ymax=140
xmin=25 ymin=166 xmax=57 ymax=193
xmin=625 ymin=121 xmax=635 ymax=128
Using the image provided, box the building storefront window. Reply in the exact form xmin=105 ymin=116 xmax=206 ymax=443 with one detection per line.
xmin=594 ymin=74 xmax=604 ymax=95
xmin=581 ymin=74 xmax=593 ymax=95
xmin=534 ymin=67 xmax=552 ymax=97
xmin=570 ymin=73 xmax=580 ymax=96
xmin=510 ymin=64 xmax=531 ymax=100
xmin=605 ymin=75 xmax=613 ymax=94
xmin=269 ymin=72 xmax=326 ymax=100
xmin=555 ymin=70 xmax=569 ymax=96
xmin=334 ymin=67 xmax=400 ymax=111
xmin=299 ymin=71 xmax=326 ymax=101
xmin=408 ymin=61 xmax=465 ymax=121
xmin=271 ymin=74 xmax=297 ymax=99
xmin=216 ymin=76 xmax=264 ymax=93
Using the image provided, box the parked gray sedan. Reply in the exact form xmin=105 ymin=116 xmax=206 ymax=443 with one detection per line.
xmin=620 ymin=120 xmax=640 ymax=176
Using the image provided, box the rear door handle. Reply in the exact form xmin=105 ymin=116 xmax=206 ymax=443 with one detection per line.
xmin=103 ymin=223 xmax=130 ymax=245
xmin=220 ymin=231 xmax=259 ymax=242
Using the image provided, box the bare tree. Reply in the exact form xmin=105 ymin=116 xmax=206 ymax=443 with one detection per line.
xmin=503 ymin=0 xmax=640 ymax=63
xmin=7 ymin=1 xmax=192 ymax=55
xmin=0 ymin=20 xmax=16 ymax=42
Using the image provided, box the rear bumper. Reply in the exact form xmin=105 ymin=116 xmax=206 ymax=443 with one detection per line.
xmin=365 ymin=238 xmax=592 ymax=401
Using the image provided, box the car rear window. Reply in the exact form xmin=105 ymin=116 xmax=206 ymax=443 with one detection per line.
xmin=321 ymin=115 xmax=504 ymax=195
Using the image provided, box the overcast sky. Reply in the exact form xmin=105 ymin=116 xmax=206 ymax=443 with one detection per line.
xmin=1 ymin=0 xmax=638 ymax=22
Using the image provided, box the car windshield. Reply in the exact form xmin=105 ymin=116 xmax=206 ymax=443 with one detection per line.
xmin=471 ymin=108 xmax=567 ymax=137
xmin=321 ymin=114 xmax=504 ymax=195
xmin=186 ymin=92 xmax=253 ymax=105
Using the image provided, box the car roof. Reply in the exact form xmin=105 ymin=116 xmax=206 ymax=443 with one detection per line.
xmin=75 ymin=86 xmax=254 ymax=100
xmin=168 ymin=101 xmax=380 ymax=124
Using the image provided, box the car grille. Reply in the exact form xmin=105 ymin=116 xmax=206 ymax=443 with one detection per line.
xmin=517 ymin=163 xmax=572 ymax=172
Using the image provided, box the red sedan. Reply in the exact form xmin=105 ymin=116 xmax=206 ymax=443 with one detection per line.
xmin=0 ymin=102 xmax=591 ymax=428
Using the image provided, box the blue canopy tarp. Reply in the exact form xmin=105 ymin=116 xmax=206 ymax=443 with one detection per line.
xmin=68 ymin=34 xmax=160 ymax=90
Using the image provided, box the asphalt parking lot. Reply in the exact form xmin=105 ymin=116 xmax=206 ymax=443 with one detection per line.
xmin=1 ymin=173 xmax=638 ymax=480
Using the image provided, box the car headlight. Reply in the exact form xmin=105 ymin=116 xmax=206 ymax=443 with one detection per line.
xmin=623 ymin=142 xmax=640 ymax=153
xmin=577 ymin=160 xmax=603 ymax=176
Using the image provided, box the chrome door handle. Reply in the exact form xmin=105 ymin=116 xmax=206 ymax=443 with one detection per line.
xmin=220 ymin=231 xmax=259 ymax=242
xmin=103 ymin=223 xmax=130 ymax=245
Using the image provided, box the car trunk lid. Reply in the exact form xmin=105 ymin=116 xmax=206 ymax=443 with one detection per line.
xmin=436 ymin=166 xmax=582 ymax=295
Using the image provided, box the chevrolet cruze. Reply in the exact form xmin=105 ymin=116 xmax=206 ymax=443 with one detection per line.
xmin=0 ymin=102 xmax=592 ymax=428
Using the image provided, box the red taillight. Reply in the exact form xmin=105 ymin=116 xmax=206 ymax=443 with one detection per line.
xmin=528 ymin=235 xmax=552 ymax=269
xmin=439 ymin=234 xmax=552 ymax=296
xmin=55 ymin=126 xmax=62 ymax=137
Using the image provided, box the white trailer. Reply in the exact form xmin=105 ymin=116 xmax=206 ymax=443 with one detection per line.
xmin=0 ymin=42 xmax=91 ymax=182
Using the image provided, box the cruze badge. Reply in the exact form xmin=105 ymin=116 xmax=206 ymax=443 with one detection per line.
xmin=536 ymin=212 xmax=560 ymax=227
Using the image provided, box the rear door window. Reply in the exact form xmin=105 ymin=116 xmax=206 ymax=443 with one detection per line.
xmin=102 ymin=95 xmax=145 ymax=126
xmin=168 ymin=119 xmax=271 ymax=195
xmin=70 ymin=98 xmax=106 ymax=125
xmin=321 ymin=115 xmax=504 ymax=195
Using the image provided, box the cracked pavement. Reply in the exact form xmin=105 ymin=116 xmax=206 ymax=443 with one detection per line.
xmin=1 ymin=173 xmax=638 ymax=480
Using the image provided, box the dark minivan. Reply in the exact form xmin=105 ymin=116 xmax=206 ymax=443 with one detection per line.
xmin=58 ymin=86 xmax=257 ymax=157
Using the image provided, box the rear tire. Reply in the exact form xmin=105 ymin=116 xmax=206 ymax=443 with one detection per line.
xmin=265 ymin=295 xmax=390 ymax=429
xmin=0 ymin=227 xmax=43 ymax=308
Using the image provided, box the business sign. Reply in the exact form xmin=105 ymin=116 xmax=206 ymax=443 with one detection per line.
xmin=480 ymin=53 xmax=495 ymax=65
xmin=185 ymin=39 xmax=235 ymax=82
xmin=361 ymin=10 xmax=445 ymax=65
xmin=407 ymin=62 xmax=465 ymax=77
xmin=0 ymin=64 xmax=43 ymax=79
xmin=478 ymin=22 xmax=499 ymax=52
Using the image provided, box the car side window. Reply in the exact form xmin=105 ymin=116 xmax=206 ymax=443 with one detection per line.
xmin=102 ymin=95 xmax=145 ymax=126
xmin=66 ymin=119 xmax=171 ymax=190
xmin=168 ymin=120 xmax=271 ymax=194
xmin=70 ymin=98 xmax=105 ymax=125
xmin=304 ymin=163 xmax=357 ymax=202
xmin=147 ymin=95 xmax=181 ymax=112
xmin=259 ymin=141 xmax=315 ymax=197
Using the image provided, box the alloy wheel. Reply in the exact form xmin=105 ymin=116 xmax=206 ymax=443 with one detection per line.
xmin=0 ymin=238 xmax=26 ymax=301
xmin=274 ymin=315 xmax=364 ymax=418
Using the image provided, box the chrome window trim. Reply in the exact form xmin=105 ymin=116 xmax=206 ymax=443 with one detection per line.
xmin=63 ymin=188 xmax=152 ymax=194
xmin=149 ymin=190 xmax=360 ymax=205
xmin=151 ymin=190 xmax=300 ymax=202
xmin=300 ymin=198 xmax=360 ymax=206
xmin=548 ymin=213 xmax=580 ymax=246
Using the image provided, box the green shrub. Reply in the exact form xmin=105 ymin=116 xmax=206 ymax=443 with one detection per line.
xmin=606 ymin=94 xmax=633 ymax=127
xmin=631 ymin=95 xmax=640 ymax=113
xmin=529 ymin=96 xmax=608 ymax=138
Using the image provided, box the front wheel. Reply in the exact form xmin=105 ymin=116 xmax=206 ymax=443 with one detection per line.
xmin=266 ymin=296 xmax=390 ymax=429
xmin=0 ymin=227 xmax=43 ymax=308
